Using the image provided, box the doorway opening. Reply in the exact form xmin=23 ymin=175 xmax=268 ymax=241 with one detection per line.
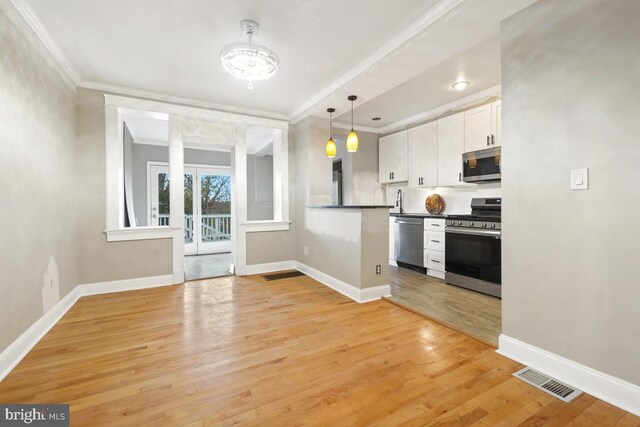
xmin=149 ymin=162 xmax=233 ymax=281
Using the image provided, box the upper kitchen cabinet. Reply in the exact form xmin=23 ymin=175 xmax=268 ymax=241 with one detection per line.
xmin=464 ymin=100 xmax=501 ymax=152
xmin=492 ymin=100 xmax=501 ymax=147
xmin=408 ymin=122 xmax=438 ymax=188
xmin=379 ymin=130 xmax=408 ymax=184
xmin=437 ymin=112 xmax=465 ymax=187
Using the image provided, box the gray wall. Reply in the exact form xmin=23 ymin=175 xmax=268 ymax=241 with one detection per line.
xmin=0 ymin=6 xmax=79 ymax=351
xmin=502 ymin=0 xmax=640 ymax=385
xmin=293 ymin=117 xmax=385 ymax=287
xmin=76 ymin=88 xmax=173 ymax=284
xmin=129 ymin=142 xmax=230 ymax=226
xmin=246 ymin=154 xmax=274 ymax=221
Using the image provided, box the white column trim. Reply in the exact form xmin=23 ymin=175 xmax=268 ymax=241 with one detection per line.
xmin=169 ymin=116 xmax=185 ymax=284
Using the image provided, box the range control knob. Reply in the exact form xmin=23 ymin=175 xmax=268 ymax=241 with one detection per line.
xmin=490 ymin=223 xmax=497 ymax=229
xmin=482 ymin=223 xmax=488 ymax=228
xmin=469 ymin=222 xmax=474 ymax=227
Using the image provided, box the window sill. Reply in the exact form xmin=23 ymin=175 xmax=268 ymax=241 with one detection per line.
xmin=242 ymin=221 xmax=291 ymax=232
xmin=105 ymin=227 xmax=178 ymax=242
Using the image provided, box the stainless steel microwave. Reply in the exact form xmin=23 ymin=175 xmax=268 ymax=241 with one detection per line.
xmin=462 ymin=146 xmax=501 ymax=183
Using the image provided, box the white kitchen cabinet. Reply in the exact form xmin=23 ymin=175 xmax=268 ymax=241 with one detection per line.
xmin=423 ymin=218 xmax=445 ymax=279
xmin=492 ymin=101 xmax=501 ymax=147
xmin=379 ymin=130 xmax=408 ymax=184
xmin=437 ymin=112 xmax=465 ymax=187
xmin=464 ymin=101 xmax=501 ymax=152
xmin=408 ymin=122 xmax=438 ymax=188
xmin=464 ymin=104 xmax=492 ymax=152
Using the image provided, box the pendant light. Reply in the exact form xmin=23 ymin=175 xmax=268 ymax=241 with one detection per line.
xmin=325 ymin=108 xmax=337 ymax=158
xmin=346 ymin=95 xmax=359 ymax=153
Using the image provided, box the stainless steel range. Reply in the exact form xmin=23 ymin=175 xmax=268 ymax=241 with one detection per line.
xmin=445 ymin=198 xmax=502 ymax=298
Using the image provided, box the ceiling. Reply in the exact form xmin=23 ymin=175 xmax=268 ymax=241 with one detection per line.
xmin=24 ymin=0 xmax=538 ymax=128
xmin=340 ymin=35 xmax=501 ymax=128
xmin=26 ymin=0 xmax=440 ymax=115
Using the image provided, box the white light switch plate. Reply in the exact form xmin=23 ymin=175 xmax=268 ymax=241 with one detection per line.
xmin=570 ymin=168 xmax=589 ymax=190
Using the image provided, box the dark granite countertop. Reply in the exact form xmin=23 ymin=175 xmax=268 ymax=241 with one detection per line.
xmin=390 ymin=212 xmax=447 ymax=218
xmin=308 ymin=205 xmax=394 ymax=209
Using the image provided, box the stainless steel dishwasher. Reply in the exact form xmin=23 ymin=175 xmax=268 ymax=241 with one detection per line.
xmin=394 ymin=217 xmax=424 ymax=268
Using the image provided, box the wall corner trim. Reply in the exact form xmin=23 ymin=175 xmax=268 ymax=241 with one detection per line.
xmin=497 ymin=334 xmax=640 ymax=417
xmin=295 ymin=262 xmax=391 ymax=303
xmin=0 ymin=274 xmax=174 ymax=382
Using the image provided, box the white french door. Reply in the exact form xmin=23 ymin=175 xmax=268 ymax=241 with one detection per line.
xmin=149 ymin=164 xmax=232 ymax=256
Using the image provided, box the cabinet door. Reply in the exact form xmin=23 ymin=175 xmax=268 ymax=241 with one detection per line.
xmin=437 ymin=113 xmax=465 ymax=187
xmin=379 ymin=130 xmax=408 ymax=183
xmin=464 ymin=104 xmax=492 ymax=152
xmin=408 ymin=122 xmax=438 ymax=188
xmin=492 ymin=101 xmax=502 ymax=147
xmin=378 ymin=135 xmax=393 ymax=184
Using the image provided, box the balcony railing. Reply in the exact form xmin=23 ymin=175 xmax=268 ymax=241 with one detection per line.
xmin=158 ymin=214 xmax=231 ymax=242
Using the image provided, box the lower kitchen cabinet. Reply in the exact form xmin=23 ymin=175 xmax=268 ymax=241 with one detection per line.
xmin=423 ymin=218 xmax=445 ymax=278
xmin=389 ymin=217 xmax=397 ymax=266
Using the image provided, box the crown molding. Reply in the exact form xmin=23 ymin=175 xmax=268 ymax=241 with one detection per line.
xmin=287 ymin=0 xmax=465 ymax=123
xmin=80 ymin=80 xmax=289 ymax=122
xmin=7 ymin=0 xmax=81 ymax=88
xmin=377 ymin=84 xmax=502 ymax=135
xmin=333 ymin=121 xmax=380 ymax=134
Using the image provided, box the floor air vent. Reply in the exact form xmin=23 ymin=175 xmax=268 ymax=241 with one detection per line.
xmin=263 ymin=271 xmax=305 ymax=281
xmin=513 ymin=367 xmax=582 ymax=402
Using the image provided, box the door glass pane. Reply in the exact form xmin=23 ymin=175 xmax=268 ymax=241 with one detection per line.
xmin=157 ymin=173 xmax=170 ymax=226
xmin=184 ymin=174 xmax=194 ymax=244
xmin=201 ymin=174 xmax=231 ymax=243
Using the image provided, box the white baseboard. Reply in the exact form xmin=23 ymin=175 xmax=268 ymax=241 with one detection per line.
xmin=244 ymin=261 xmax=296 ymax=275
xmin=76 ymin=274 xmax=174 ymax=296
xmin=0 ymin=287 xmax=80 ymax=382
xmin=0 ymin=274 xmax=176 ymax=383
xmin=498 ymin=334 xmax=640 ymax=417
xmin=295 ymin=262 xmax=391 ymax=304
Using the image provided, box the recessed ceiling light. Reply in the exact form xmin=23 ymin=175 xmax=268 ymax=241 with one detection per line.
xmin=372 ymin=117 xmax=381 ymax=121
xmin=452 ymin=80 xmax=471 ymax=91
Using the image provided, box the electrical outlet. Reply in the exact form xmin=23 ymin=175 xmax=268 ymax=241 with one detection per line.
xmin=304 ymin=246 xmax=309 ymax=256
xmin=376 ymin=264 xmax=381 ymax=275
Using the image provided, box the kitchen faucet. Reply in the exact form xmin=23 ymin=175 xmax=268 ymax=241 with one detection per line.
xmin=396 ymin=189 xmax=404 ymax=214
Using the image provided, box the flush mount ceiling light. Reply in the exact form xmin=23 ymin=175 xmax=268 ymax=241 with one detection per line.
xmin=346 ymin=95 xmax=359 ymax=153
xmin=452 ymin=80 xmax=471 ymax=91
xmin=220 ymin=20 xmax=279 ymax=90
xmin=326 ymin=108 xmax=337 ymax=158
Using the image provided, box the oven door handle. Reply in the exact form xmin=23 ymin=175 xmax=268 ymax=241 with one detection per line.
xmin=446 ymin=228 xmax=501 ymax=238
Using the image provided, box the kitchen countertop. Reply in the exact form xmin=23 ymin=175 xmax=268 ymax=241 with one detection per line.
xmin=390 ymin=212 xmax=447 ymax=218
xmin=308 ymin=205 xmax=394 ymax=209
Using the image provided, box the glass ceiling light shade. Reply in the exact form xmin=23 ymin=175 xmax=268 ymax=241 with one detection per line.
xmin=346 ymin=95 xmax=359 ymax=153
xmin=220 ymin=20 xmax=279 ymax=90
xmin=326 ymin=108 xmax=337 ymax=158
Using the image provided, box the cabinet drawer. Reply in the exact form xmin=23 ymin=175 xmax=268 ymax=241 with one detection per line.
xmin=424 ymin=231 xmax=445 ymax=251
xmin=424 ymin=219 xmax=445 ymax=232
xmin=424 ymin=251 xmax=445 ymax=272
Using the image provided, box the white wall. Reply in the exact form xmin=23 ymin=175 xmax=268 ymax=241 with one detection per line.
xmin=501 ymin=0 xmax=640 ymax=385
xmin=246 ymin=154 xmax=274 ymax=221
xmin=385 ymin=182 xmax=501 ymax=214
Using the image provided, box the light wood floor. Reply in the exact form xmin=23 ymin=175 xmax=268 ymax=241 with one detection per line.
xmin=387 ymin=266 xmax=502 ymax=347
xmin=1 ymin=274 xmax=637 ymax=426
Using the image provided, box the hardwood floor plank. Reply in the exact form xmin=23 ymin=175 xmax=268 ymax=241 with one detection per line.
xmin=0 ymin=273 xmax=636 ymax=426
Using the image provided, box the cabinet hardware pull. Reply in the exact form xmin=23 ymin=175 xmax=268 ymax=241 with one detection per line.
xmin=487 ymin=135 xmax=490 ymax=146
xmin=492 ymin=134 xmax=495 ymax=145
xmin=459 ymin=172 xmax=462 ymax=182
xmin=431 ymin=259 xmax=440 ymax=263
xmin=431 ymin=224 xmax=440 ymax=227
xmin=430 ymin=240 xmax=440 ymax=243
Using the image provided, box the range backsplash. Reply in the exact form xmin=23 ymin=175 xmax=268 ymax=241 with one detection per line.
xmin=385 ymin=182 xmax=501 ymax=215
